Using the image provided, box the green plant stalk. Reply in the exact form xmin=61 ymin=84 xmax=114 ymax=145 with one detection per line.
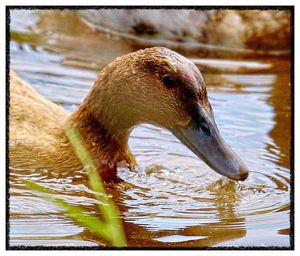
xmin=10 ymin=31 xmax=38 ymax=44
xmin=23 ymin=122 xmax=127 ymax=247
xmin=63 ymin=122 xmax=127 ymax=246
xmin=23 ymin=180 xmax=112 ymax=242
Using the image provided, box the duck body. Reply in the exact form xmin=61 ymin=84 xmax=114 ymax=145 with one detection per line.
xmin=9 ymin=47 xmax=249 ymax=181
xmin=10 ymin=71 xmax=82 ymax=172
xmin=9 ymin=70 xmax=135 ymax=181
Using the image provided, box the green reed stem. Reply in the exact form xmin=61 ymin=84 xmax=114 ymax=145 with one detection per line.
xmin=23 ymin=122 xmax=127 ymax=247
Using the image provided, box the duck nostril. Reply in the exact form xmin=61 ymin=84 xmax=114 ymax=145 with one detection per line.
xmin=200 ymin=122 xmax=210 ymax=136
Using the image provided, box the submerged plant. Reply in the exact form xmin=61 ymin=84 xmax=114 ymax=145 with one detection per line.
xmin=23 ymin=122 xmax=127 ymax=247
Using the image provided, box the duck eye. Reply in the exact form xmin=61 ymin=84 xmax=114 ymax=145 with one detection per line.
xmin=162 ymin=75 xmax=176 ymax=88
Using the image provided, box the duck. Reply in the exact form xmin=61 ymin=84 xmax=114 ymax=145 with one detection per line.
xmin=78 ymin=9 xmax=290 ymax=53
xmin=9 ymin=47 xmax=249 ymax=182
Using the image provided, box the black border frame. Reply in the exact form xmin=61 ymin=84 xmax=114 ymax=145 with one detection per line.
xmin=6 ymin=5 xmax=295 ymax=250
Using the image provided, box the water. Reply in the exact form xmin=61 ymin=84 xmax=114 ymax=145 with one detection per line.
xmin=8 ymin=10 xmax=291 ymax=248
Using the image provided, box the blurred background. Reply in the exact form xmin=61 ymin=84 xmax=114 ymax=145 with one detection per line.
xmin=9 ymin=8 xmax=292 ymax=248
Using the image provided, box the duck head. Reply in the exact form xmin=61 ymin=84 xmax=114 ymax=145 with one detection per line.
xmin=81 ymin=47 xmax=249 ymax=181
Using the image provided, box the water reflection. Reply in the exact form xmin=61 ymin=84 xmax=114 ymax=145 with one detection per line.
xmin=10 ymin=167 xmax=248 ymax=247
xmin=267 ymin=67 xmax=291 ymax=169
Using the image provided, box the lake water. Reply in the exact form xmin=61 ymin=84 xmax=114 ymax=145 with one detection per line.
xmin=8 ymin=9 xmax=292 ymax=248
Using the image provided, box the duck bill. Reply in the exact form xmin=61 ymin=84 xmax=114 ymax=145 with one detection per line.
xmin=172 ymin=108 xmax=249 ymax=181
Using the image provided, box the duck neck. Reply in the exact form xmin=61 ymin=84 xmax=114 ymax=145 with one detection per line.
xmin=69 ymin=73 xmax=136 ymax=174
